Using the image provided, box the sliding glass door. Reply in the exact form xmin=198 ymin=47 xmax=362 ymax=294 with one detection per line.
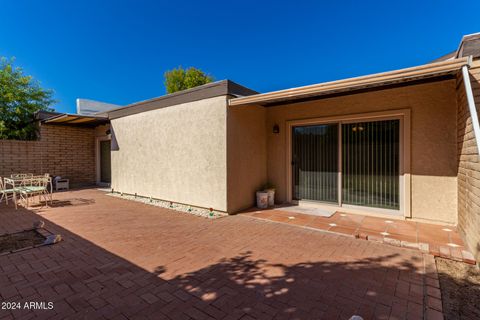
xmin=292 ymin=119 xmax=400 ymax=211
xmin=342 ymin=120 xmax=400 ymax=210
xmin=292 ymin=124 xmax=338 ymax=203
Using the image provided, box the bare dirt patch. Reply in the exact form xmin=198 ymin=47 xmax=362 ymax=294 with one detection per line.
xmin=436 ymin=257 xmax=480 ymax=319
xmin=0 ymin=230 xmax=45 ymax=253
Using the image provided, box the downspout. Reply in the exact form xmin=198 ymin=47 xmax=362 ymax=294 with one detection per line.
xmin=461 ymin=58 xmax=480 ymax=156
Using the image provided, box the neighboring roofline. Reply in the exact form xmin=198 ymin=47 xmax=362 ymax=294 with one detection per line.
xmin=42 ymin=113 xmax=109 ymax=126
xmin=430 ymin=51 xmax=456 ymax=63
xmin=108 ymin=80 xmax=258 ymax=120
xmin=456 ymin=32 xmax=480 ymax=58
xmin=229 ymin=57 xmax=470 ymax=107
xmin=76 ymin=98 xmax=121 ymax=116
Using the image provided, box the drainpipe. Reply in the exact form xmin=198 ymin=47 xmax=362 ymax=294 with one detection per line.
xmin=462 ymin=60 xmax=480 ymax=156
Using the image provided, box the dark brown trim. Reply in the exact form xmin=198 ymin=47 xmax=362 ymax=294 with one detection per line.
xmin=108 ymin=80 xmax=257 ymax=120
xmin=41 ymin=120 xmax=109 ymax=128
xmin=261 ymin=74 xmax=456 ymax=107
xmin=54 ymin=117 xmax=104 ymax=125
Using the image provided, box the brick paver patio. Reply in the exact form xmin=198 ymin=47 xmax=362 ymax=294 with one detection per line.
xmin=242 ymin=208 xmax=475 ymax=265
xmin=0 ymin=189 xmax=443 ymax=319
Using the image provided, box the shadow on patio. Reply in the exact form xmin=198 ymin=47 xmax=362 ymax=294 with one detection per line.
xmin=154 ymin=251 xmax=426 ymax=320
xmin=0 ymin=190 xmax=473 ymax=319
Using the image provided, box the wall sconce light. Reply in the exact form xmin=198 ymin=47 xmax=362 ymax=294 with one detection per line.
xmin=273 ymin=124 xmax=280 ymax=134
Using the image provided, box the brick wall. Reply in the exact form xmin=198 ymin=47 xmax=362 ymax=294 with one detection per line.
xmin=0 ymin=124 xmax=96 ymax=187
xmin=457 ymin=60 xmax=480 ymax=260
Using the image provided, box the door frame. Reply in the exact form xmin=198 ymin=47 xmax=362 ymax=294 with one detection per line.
xmin=285 ymin=108 xmax=411 ymax=217
xmin=96 ymin=135 xmax=112 ymax=187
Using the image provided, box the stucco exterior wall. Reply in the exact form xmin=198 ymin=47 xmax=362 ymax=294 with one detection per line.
xmin=457 ymin=60 xmax=480 ymax=260
xmin=265 ymin=80 xmax=458 ymax=224
xmin=110 ymin=96 xmax=229 ymax=211
xmin=227 ymin=105 xmax=267 ymax=213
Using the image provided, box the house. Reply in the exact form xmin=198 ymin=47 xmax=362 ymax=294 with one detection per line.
xmin=2 ymin=33 xmax=479 ymax=259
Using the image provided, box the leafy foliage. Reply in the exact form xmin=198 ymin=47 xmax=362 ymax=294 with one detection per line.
xmin=164 ymin=66 xmax=214 ymax=94
xmin=0 ymin=57 xmax=55 ymax=140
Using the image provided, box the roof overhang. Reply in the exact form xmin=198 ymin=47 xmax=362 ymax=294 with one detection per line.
xmin=42 ymin=113 xmax=109 ymax=126
xmin=108 ymin=80 xmax=258 ymax=120
xmin=229 ymin=57 xmax=471 ymax=107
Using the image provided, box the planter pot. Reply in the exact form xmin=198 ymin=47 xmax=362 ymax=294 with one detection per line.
xmin=256 ymin=191 xmax=269 ymax=209
xmin=265 ymin=189 xmax=275 ymax=207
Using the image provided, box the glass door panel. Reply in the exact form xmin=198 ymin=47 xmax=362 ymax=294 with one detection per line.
xmin=342 ymin=120 xmax=400 ymax=210
xmin=292 ymin=124 xmax=338 ymax=203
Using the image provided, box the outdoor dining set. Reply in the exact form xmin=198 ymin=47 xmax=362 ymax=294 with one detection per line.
xmin=0 ymin=173 xmax=53 ymax=209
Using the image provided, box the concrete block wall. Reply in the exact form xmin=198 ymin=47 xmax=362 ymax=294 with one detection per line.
xmin=0 ymin=124 xmax=95 ymax=187
xmin=457 ymin=60 xmax=480 ymax=260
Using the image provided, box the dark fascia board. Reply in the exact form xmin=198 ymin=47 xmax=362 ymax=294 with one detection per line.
xmin=108 ymin=80 xmax=258 ymax=120
xmin=42 ymin=120 xmax=109 ymax=128
xmin=38 ymin=112 xmax=109 ymax=128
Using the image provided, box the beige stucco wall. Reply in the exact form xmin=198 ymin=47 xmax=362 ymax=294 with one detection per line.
xmin=110 ymin=96 xmax=229 ymax=211
xmin=265 ymin=79 xmax=458 ymax=224
xmin=227 ymin=105 xmax=267 ymax=213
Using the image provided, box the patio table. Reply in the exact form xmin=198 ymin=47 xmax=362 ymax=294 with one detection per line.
xmin=4 ymin=175 xmax=53 ymax=209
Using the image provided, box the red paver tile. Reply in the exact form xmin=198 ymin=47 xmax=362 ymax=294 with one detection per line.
xmin=305 ymin=217 xmax=332 ymax=230
xmin=266 ymin=213 xmax=293 ymax=223
xmin=328 ymin=225 xmax=357 ymax=236
xmin=382 ymin=233 xmax=417 ymax=244
xmin=462 ymin=250 xmax=476 ymax=265
xmin=439 ymin=246 xmax=451 ymax=259
xmin=361 ymin=216 xmax=391 ymax=232
xmin=427 ymin=286 xmax=442 ymax=299
xmin=141 ymin=293 xmax=159 ymax=304
xmin=450 ymin=247 xmax=463 ymax=261
xmin=329 ymin=212 xmax=364 ymax=228
xmin=0 ymin=188 xmax=444 ymax=319
xmin=426 ymin=308 xmax=444 ymax=320
xmin=427 ymin=296 xmax=443 ymax=312
xmin=284 ymin=214 xmax=316 ymax=227
xmin=417 ymin=224 xmax=451 ymax=245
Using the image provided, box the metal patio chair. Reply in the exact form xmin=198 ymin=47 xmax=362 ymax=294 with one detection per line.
xmin=10 ymin=173 xmax=33 ymax=179
xmin=0 ymin=177 xmax=18 ymax=209
xmin=17 ymin=176 xmax=52 ymax=208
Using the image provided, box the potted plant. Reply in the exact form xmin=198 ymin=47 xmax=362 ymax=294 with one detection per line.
xmin=262 ymin=182 xmax=275 ymax=207
xmin=256 ymin=190 xmax=269 ymax=209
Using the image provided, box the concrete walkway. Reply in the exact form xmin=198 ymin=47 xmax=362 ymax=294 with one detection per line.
xmin=0 ymin=189 xmax=443 ymax=319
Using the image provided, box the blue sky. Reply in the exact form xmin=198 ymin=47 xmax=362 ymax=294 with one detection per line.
xmin=1 ymin=0 xmax=479 ymax=113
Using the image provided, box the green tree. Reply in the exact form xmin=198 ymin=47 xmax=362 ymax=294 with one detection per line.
xmin=0 ymin=57 xmax=55 ymax=140
xmin=164 ymin=66 xmax=214 ymax=94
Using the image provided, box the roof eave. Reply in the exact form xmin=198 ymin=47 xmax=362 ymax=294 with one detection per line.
xmin=229 ymin=57 xmax=470 ymax=107
xmin=42 ymin=113 xmax=109 ymax=126
xmin=108 ymin=80 xmax=258 ymax=120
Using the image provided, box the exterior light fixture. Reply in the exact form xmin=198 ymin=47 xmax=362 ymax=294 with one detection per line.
xmin=273 ymin=124 xmax=280 ymax=134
